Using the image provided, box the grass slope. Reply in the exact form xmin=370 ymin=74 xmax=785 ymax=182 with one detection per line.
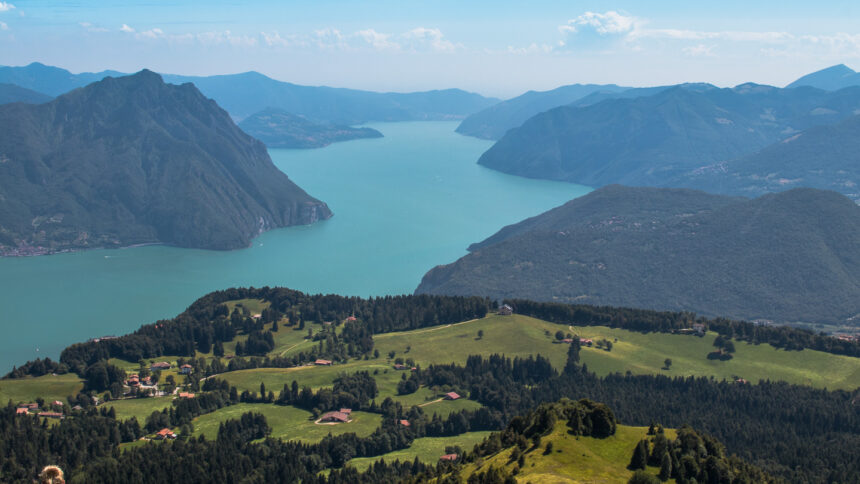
xmin=105 ymin=397 xmax=173 ymax=422
xmin=191 ymin=403 xmax=381 ymax=443
xmin=347 ymin=431 xmax=494 ymax=471
xmin=461 ymin=425 xmax=676 ymax=483
xmin=0 ymin=374 xmax=83 ymax=404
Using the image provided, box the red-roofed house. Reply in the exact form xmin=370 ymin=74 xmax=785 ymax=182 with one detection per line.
xmin=399 ymin=419 xmax=411 ymax=427
xmin=445 ymin=392 xmax=461 ymax=400
xmin=150 ymin=362 xmax=171 ymax=371
xmin=319 ymin=411 xmax=350 ymax=423
xmin=439 ymin=454 xmax=458 ymax=461
xmin=16 ymin=407 xmax=28 ymax=415
xmin=346 ymin=316 xmax=357 ymax=322
xmin=339 ymin=408 xmax=352 ymax=415
xmin=52 ymin=400 xmax=64 ymax=406
xmin=579 ymin=338 xmax=593 ymax=346
xmin=179 ymin=392 xmax=196 ymax=399
xmin=155 ymin=428 xmax=177 ymax=440
xmin=561 ymin=338 xmax=573 ymax=344
xmin=315 ymin=359 xmax=332 ymax=366
xmin=38 ymin=411 xmax=64 ymax=419
xmin=180 ymin=364 xmax=193 ymax=375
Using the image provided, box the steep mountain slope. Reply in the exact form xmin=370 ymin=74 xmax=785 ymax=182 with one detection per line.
xmin=477 ymin=84 xmax=860 ymax=187
xmin=416 ymin=186 xmax=860 ymax=325
xmin=0 ymin=83 xmax=52 ymax=105
xmin=455 ymin=83 xmax=628 ymax=140
xmin=675 ymin=114 xmax=860 ymax=201
xmin=238 ymin=108 xmax=383 ymax=148
xmin=787 ymin=64 xmax=860 ymax=90
xmin=0 ymin=70 xmax=331 ymax=255
xmin=0 ymin=63 xmax=499 ymax=123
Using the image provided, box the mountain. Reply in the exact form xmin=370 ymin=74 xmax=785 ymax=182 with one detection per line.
xmin=237 ymin=108 xmax=383 ymax=149
xmin=455 ymin=83 xmax=628 ymax=140
xmin=675 ymin=114 xmax=860 ymax=201
xmin=0 ymin=62 xmax=124 ymax=96
xmin=477 ymin=83 xmax=860 ymax=187
xmin=416 ymin=185 xmax=860 ymax=325
xmin=456 ymin=84 xmax=676 ymax=141
xmin=0 ymin=83 xmax=52 ymax=105
xmin=0 ymin=70 xmax=331 ymax=255
xmin=0 ymin=63 xmax=499 ymax=123
xmin=787 ymin=64 xmax=860 ymax=90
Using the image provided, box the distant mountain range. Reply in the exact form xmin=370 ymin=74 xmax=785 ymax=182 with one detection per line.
xmin=477 ymin=83 xmax=860 ymax=191
xmin=0 ymin=70 xmax=331 ymax=255
xmin=238 ymin=108 xmax=383 ymax=149
xmin=0 ymin=63 xmax=499 ymax=123
xmin=0 ymin=83 xmax=52 ymax=105
xmin=416 ymin=185 xmax=860 ymax=326
xmin=787 ymin=64 xmax=860 ymax=91
xmin=454 ymin=83 xmax=629 ymax=140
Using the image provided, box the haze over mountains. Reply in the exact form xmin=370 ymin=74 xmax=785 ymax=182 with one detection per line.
xmin=0 ymin=70 xmax=331 ymax=255
xmin=0 ymin=63 xmax=498 ymax=124
xmin=416 ymin=185 xmax=860 ymax=326
xmin=476 ymin=83 xmax=860 ymax=197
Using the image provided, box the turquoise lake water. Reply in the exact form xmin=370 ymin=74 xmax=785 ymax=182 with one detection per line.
xmin=0 ymin=121 xmax=590 ymax=371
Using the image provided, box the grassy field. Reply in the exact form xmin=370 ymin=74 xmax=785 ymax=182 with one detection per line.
xmin=105 ymin=396 xmax=173 ymax=421
xmin=191 ymin=403 xmax=382 ymax=443
xmin=459 ymin=424 xmax=675 ymax=483
xmin=568 ymin=323 xmax=860 ymax=390
xmin=347 ymin=431 xmax=494 ymax=471
xmin=0 ymin=373 xmax=83 ymax=404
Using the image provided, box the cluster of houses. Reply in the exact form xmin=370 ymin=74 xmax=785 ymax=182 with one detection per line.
xmin=155 ymin=428 xmax=177 ymax=440
xmin=393 ymin=363 xmax=418 ymax=371
xmin=835 ymin=333 xmax=860 ymax=342
xmin=16 ymin=401 xmax=78 ymax=420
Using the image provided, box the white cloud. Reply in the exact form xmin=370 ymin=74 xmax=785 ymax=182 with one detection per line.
xmin=0 ymin=2 xmax=15 ymax=13
xmin=507 ymin=43 xmax=554 ymax=55
xmin=560 ymin=11 xmax=636 ymax=36
xmin=196 ymin=30 xmax=257 ymax=47
xmin=682 ymin=44 xmax=715 ymax=57
xmin=355 ymin=28 xmax=399 ymax=51
xmin=119 ymin=24 xmax=134 ymax=33
xmin=402 ymin=27 xmax=459 ymax=52
xmin=0 ymin=21 xmax=6 ymax=30
xmin=261 ymin=31 xmax=304 ymax=48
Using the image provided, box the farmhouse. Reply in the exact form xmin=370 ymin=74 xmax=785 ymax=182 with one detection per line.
xmin=319 ymin=411 xmax=350 ymax=423
xmin=439 ymin=454 xmax=459 ymax=461
xmin=393 ymin=363 xmax=408 ymax=370
xmin=155 ymin=428 xmax=177 ymax=440
xmin=38 ymin=411 xmax=64 ymax=419
xmin=150 ymin=362 xmax=171 ymax=371
xmin=178 ymin=392 xmax=196 ymax=399
xmin=346 ymin=316 xmax=357 ymax=322
xmin=16 ymin=407 xmax=28 ymax=415
xmin=180 ymin=364 xmax=193 ymax=375
xmin=498 ymin=304 xmax=513 ymax=316
xmin=339 ymin=408 xmax=352 ymax=415
xmin=399 ymin=419 xmax=411 ymax=427
xmin=314 ymin=359 xmax=332 ymax=366
xmin=445 ymin=392 xmax=461 ymax=400
xmin=52 ymin=400 xmax=63 ymax=407
xmin=561 ymin=338 xmax=573 ymax=344
xmin=579 ymin=338 xmax=593 ymax=346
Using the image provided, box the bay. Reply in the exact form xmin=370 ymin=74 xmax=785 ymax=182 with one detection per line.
xmin=0 ymin=121 xmax=590 ymax=371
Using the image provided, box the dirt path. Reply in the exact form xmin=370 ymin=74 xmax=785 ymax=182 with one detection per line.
xmin=375 ymin=318 xmax=481 ymax=339
xmin=418 ymin=398 xmax=444 ymax=407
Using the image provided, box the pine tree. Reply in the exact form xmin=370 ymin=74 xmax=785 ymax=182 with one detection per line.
xmin=629 ymin=439 xmax=649 ymax=470
xmin=659 ymin=452 xmax=672 ymax=481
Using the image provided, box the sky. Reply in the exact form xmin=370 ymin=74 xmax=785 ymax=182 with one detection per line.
xmin=1 ymin=1 xmax=859 ymax=98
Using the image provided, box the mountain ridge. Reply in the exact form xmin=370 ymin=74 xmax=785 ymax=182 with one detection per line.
xmin=0 ymin=70 xmax=331 ymax=255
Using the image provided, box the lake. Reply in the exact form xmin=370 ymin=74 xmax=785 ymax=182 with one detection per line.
xmin=0 ymin=121 xmax=589 ymax=371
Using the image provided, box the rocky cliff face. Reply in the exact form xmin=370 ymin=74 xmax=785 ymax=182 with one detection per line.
xmin=0 ymin=70 xmax=331 ymax=255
